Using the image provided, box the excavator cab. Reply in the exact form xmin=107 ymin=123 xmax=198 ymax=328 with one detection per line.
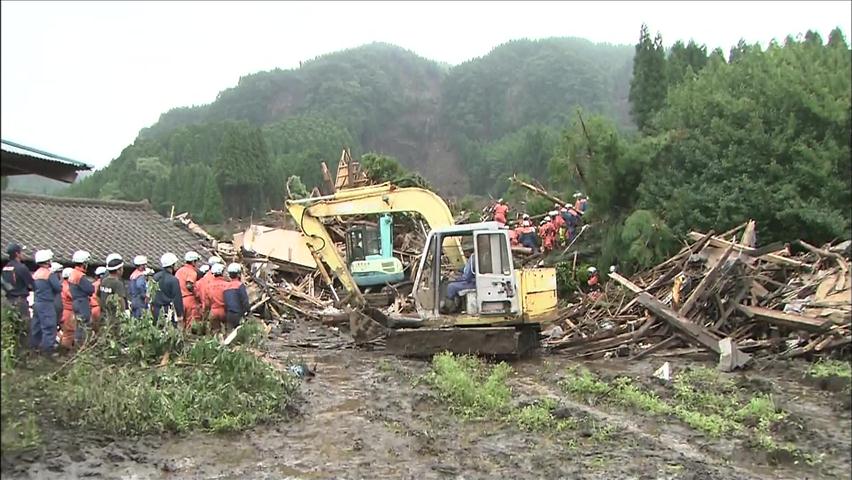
xmin=345 ymin=214 xmax=405 ymax=288
xmin=413 ymin=222 xmax=520 ymax=323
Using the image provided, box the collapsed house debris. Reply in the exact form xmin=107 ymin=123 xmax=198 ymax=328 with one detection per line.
xmin=544 ymin=221 xmax=851 ymax=369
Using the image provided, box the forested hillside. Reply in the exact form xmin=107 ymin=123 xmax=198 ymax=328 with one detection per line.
xmin=64 ymin=39 xmax=634 ymax=219
xmin=62 ymin=27 xmax=850 ymax=267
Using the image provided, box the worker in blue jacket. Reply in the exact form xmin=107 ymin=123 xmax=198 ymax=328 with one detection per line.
xmin=223 ymin=263 xmax=250 ymax=332
xmin=128 ymin=255 xmax=150 ymax=318
xmin=68 ymin=250 xmax=95 ymax=345
xmin=31 ymin=250 xmax=62 ymax=355
xmin=152 ymin=253 xmax=184 ymax=326
xmin=2 ymin=243 xmax=34 ymax=323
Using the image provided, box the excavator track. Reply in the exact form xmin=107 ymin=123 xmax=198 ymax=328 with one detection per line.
xmin=386 ymin=324 xmax=540 ymax=358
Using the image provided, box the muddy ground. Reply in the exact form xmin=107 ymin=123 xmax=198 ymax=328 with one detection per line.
xmin=2 ymin=320 xmax=850 ymax=480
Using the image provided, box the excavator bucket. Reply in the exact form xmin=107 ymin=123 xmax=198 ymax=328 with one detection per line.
xmin=347 ymin=306 xmax=389 ymax=345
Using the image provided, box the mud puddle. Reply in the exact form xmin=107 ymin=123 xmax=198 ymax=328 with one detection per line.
xmin=3 ymin=331 xmax=849 ymax=479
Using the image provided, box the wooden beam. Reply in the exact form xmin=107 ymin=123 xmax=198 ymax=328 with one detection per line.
xmin=737 ymin=304 xmax=833 ymax=332
xmin=678 ymin=243 xmax=735 ymax=316
xmin=686 ymin=232 xmax=806 ymax=268
xmin=636 ymin=292 xmax=723 ymax=354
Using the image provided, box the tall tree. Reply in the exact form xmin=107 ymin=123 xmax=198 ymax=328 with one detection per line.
xmin=201 ymin=173 xmax=224 ymax=224
xmin=214 ymin=121 xmax=272 ymax=218
xmin=629 ymin=25 xmax=668 ymax=131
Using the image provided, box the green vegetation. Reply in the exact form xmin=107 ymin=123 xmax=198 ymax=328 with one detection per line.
xmin=424 ymin=353 xmax=581 ymax=434
xmin=58 ymin=29 xmax=850 ymax=268
xmin=0 ymin=306 xmax=299 ymax=453
xmin=559 ymin=365 xmax=811 ymax=460
xmin=807 ymin=359 xmax=852 ymax=379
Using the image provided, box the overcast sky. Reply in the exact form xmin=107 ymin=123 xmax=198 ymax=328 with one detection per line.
xmin=2 ymin=1 xmax=849 ymax=169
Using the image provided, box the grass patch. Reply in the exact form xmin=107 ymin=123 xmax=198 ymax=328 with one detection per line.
xmin=559 ymin=364 xmax=812 ymax=460
xmin=1 ymin=306 xmax=299 ymax=453
xmin=424 ymin=352 xmax=511 ymax=419
xmin=807 ymin=359 xmax=851 ymax=379
xmin=424 ymin=353 xmax=588 ymax=438
xmin=1 ymin=304 xmax=42 ymax=452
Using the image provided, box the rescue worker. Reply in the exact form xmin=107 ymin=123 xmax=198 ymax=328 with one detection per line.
xmin=151 ymin=253 xmax=184 ymax=327
xmin=99 ymin=254 xmax=128 ymax=324
xmin=31 ymin=249 xmax=61 ymax=355
xmin=128 ymin=255 xmax=149 ymax=318
xmin=550 ymin=208 xmax=565 ymax=246
xmin=586 ymin=266 xmax=601 ymax=300
xmin=562 ymin=205 xmax=580 ymax=241
xmin=2 ymin=243 xmax=33 ymax=324
xmin=508 ymin=223 xmax=520 ymax=247
xmin=59 ymin=268 xmax=75 ymax=350
xmin=175 ymin=251 xmax=201 ymax=330
xmin=90 ymin=265 xmax=108 ymax=333
xmin=223 ymin=263 xmax=250 ymax=333
xmin=68 ymin=250 xmax=95 ymax=346
xmin=196 ymin=256 xmax=223 ymax=319
xmin=204 ymin=263 xmax=229 ymax=334
xmin=51 ymin=262 xmax=63 ymax=322
xmin=444 ymin=254 xmax=476 ymax=313
xmin=573 ymin=192 xmax=588 ymax=214
xmin=492 ymin=198 xmax=509 ymax=225
xmin=539 ymin=216 xmax=556 ymax=253
xmin=518 ymin=218 xmax=539 ymax=254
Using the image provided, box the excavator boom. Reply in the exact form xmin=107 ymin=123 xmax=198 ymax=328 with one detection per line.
xmin=285 ymin=182 xmax=465 ymax=303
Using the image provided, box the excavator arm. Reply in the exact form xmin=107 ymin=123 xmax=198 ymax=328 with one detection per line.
xmin=285 ymin=182 xmax=465 ymax=305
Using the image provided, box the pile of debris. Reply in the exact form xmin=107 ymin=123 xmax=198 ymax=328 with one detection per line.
xmin=546 ymin=221 xmax=851 ymax=370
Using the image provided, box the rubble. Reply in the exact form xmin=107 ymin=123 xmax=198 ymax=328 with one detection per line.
xmin=545 ymin=221 xmax=851 ymax=366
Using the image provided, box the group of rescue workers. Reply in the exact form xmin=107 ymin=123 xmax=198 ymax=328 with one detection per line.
xmin=2 ymin=242 xmax=251 ymax=358
xmin=490 ymin=192 xmax=589 ymax=254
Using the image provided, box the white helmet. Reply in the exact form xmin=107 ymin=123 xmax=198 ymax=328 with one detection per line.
xmin=208 ymin=255 xmax=224 ymax=265
xmin=95 ymin=266 xmax=108 ymax=276
xmin=573 ymin=192 xmax=583 ymax=198
xmin=211 ymin=263 xmax=225 ymax=276
xmin=160 ymin=252 xmax=178 ymax=268
xmin=72 ymin=250 xmax=91 ymax=264
xmin=34 ymin=249 xmax=54 ymax=264
xmin=609 ymin=265 xmax=617 ymax=273
xmin=50 ymin=262 xmax=62 ymax=273
xmin=587 ymin=266 xmax=598 ymax=274
xmin=226 ymin=262 xmax=241 ymax=275
xmin=198 ymin=264 xmax=210 ymax=274
xmin=544 ymin=216 xmax=551 ymax=222
xmin=133 ymin=255 xmax=148 ymax=266
xmin=185 ymin=251 xmax=201 ymax=262
xmin=522 ymin=213 xmax=530 ymax=219
xmin=106 ymin=253 xmax=124 ymax=271
xmin=62 ymin=267 xmax=73 ymax=279
xmin=497 ymin=198 xmax=504 ymax=203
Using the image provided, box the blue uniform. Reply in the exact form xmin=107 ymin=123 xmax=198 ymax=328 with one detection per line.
xmin=224 ymin=279 xmax=250 ymax=329
xmin=128 ymin=269 xmax=148 ymax=318
xmin=32 ymin=266 xmax=61 ymax=353
xmin=447 ymin=256 xmax=477 ymax=298
xmin=152 ymin=270 xmax=184 ymax=323
xmin=68 ymin=267 xmax=94 ymax=343
xmin=2 ymin=258 xmax=34 ymax=321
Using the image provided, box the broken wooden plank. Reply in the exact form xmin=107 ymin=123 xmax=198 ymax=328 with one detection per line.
xmin=636 ymin=292 xmax=723 ymax=354
xmin=686 ymin=232 xmax=807 ymax=268
xmin=736 ymin=304 xmax=833 ymax=332
xmin=678 ymin=243 xmax=735 ymax=316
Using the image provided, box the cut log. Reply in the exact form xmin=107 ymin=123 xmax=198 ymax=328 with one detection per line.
xmin=737 ymin=304 xmax=833 ymax=332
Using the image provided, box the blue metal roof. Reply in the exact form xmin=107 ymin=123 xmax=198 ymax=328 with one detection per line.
xmin=1 ymin=139 xmax=92 ymax=169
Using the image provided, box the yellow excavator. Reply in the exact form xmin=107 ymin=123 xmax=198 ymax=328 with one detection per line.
xmin=285 ymin=182 xmax=559 ymax=356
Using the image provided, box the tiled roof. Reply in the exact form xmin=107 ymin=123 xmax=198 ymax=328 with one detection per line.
xmin=1 ymin=192 xmax=210 ymax=266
